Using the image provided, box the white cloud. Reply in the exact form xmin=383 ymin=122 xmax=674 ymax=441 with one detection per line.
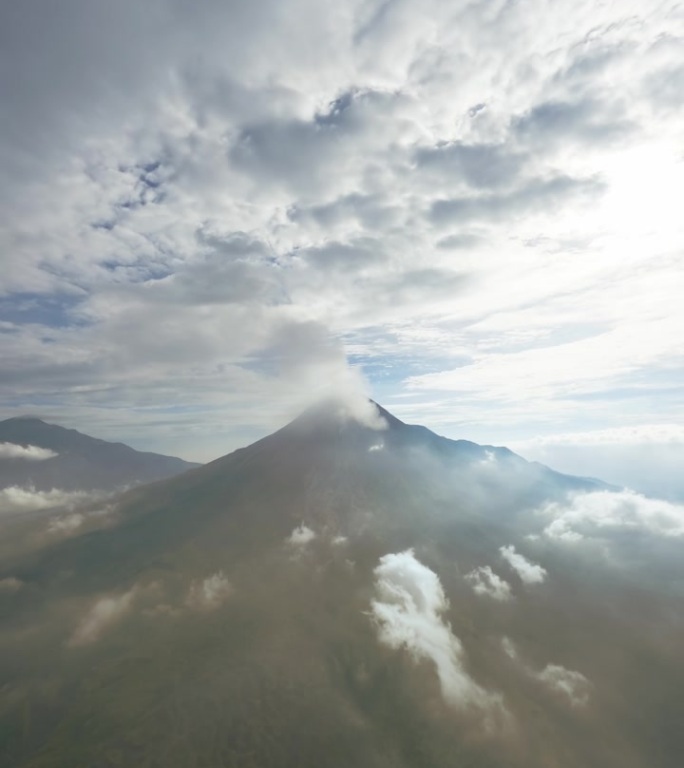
xmin=0 ymin=442 xmax=57 ymax=460
xmin=187 ymin=571 xmax=233 ymax=611
xmin=542 ymin=518 xmax=584 ymax=543
xmin=499 ymin=545 xmax=547 ymax=585
xmin=536 ymin=664 xmax=591 ymax=707
xmin=540 ymin=490 xmax=684 ymax=540
xmin=464 ymin=566 xmax=512 ymax=601
xmin=0 ymin=0 xmax=682 ymax=464
xmin=502 ymin=637 xmax=590 ymax=706
xmin=69 ymin=587 xmax=137 ymax=646
xmin=370 ymin=549 xmax=507 ymax=723
xmin=342 ymin=398 xmax=387 ymax=431
xmin=515 ymin=423 xmax=684 ymax=448
xmin=287 ymin=524 xmax=316 ymax=547
xmin=0 ymin=486 xmax=95 ymax=515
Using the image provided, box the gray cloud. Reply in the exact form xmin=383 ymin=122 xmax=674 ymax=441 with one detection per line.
xmin=0 ymin=576 xmax=22 ymax=592
xmin=0 ymin=0 xmax=681 ymax=465
xmin=414 ymin=142 xmax=526 ymax=190
xmin=47 ymin=513 xmax=86 ymax=535
xmin=430 ymin=175 xmax=603 ymax=226
xmin=512 ymin=99 xmax=633 ymax=146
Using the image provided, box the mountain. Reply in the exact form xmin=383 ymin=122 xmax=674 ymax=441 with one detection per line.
xmin=0 ymin=416 xmax=200 ymax=495
xmin=0 ymin=401 xmax=682 ymax=768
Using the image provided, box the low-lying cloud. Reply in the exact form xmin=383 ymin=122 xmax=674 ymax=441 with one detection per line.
xmin=0 ymin=442 xmax=58 ymax=460
xmin=187 ymin=571 xmax=233 ymax=611
xmin=464 ymin=566 xmax=512 ymax=601
xmin=0 ymin=486 xmax=97 ymax=515
xmin=45 ymin=504 xmax=114 ymax=537
xmin=69 ymin=587 xmax=137 ymax=646
xmin=334 ymin=397 xmax=387 ymax=431
xmin=370 ymin=549 xmax=507 ymax=723
xmin=537 ymin=664 xmax=591 ymax=706
xmin=499 ymin=545 xmax=547 ymax=584
xmin=287 ymin=524 xmax=316 ymax=547
xmin=502 ymin=638 xmax=590 ymax=706
xmin=0 ymin=576 xmax=23 ymax=592
xmin=48 ymin=513 xmax=85 ymax=534
xmin=540 ymin=490 xmax=684 ymax=540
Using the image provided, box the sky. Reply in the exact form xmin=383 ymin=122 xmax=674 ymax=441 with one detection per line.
xmin=0 ymin=0 xmax=682 ymax=493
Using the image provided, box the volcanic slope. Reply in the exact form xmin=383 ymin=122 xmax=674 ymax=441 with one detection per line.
xmin=0 ymin=401 xmax=682 ymax=768
xmin=0 ymin=417 xmax=200 ymax=494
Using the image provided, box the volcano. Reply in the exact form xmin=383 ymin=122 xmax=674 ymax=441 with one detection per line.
xmin=0 ymin=416 xmax=199 ymax=495
xmin=0 ymin=401 xmax=682 ymax=768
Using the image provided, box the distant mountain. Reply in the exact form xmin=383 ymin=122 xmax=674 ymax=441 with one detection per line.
xmin=0 ymin=401 xmax=681 ymax=768
xmin=0 ymin=416 xmax=200 ymax=493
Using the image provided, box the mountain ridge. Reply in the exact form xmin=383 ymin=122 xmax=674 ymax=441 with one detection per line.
xmin=0 ymin=416 xmax=200 ymax=493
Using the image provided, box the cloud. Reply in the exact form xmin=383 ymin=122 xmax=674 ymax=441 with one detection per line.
xmin=464 ymin=566 xmax=512 ymax=601
xmin=0 ymin=486 xmax=95 ymax=515
xmin=47 ymin=512 xmax=85 ymax=534
xmin=0 ymin=577 xmax=23 ymax=592
xmin=429 ymin=174 xmax=602 ymax=226
xmin=0 ymin=0 xmax=682 ymax=466
xmin=540 ymin=490 xmax=684 ymax=540
xmin=512 ymin=98 xmax=632 ymax=147
xmin=0 ymin=442 xmax=57 ymax=460
xmin=330 ymin=397 xmax=388 ymax=431
xmin=287 ymin=524 xmax=316 ymax=547
xmin=499 ymin=546 xmax=547 ymax=585
xmin=45 ymin=504 xmax=114 ymax=536
xmin=513 ymin=428 xmax=684 ymax=503
xmin=503 ymin=638 xmax=590 ymax=706
xmin=187 ymin=571 xmax=233 ymax=611
xmin=414 ymin=141 xmax=525 ymax=190
xmin=370 ymin=549 xmax=507 ymax=722
xmin=69 ymin=587 xmax=137 ymax=646
xmin=536 ymin=664 xmax=591 ymax=707
xmin=515 ymin=423 xmax=684 ymax=448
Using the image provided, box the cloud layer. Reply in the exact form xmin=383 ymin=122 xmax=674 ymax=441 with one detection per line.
xmin=0 ymin=0 xmax=682 ymax=464
xmin=540 ymin=490 xmax=684 ymax=541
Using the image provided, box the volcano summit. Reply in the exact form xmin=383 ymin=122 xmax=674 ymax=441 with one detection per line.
xmin=1 ymin=401 xmax=682 ymax=768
